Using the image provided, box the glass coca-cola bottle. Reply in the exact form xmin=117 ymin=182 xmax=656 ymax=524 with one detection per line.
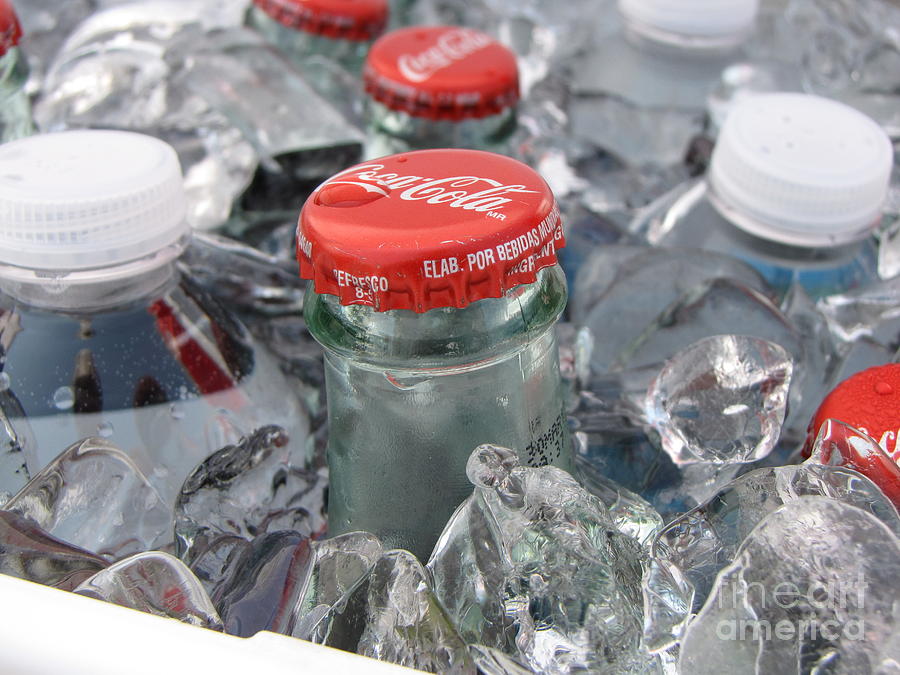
xmin=363 ymin=26 xmax=519 ymax=158
xmin=300 ymin=149 xmax=571 ymax=558
xmin=247 ymin=0 xmax=389 ymax=74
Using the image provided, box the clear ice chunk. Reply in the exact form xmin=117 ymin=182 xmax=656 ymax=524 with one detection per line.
xmin=655 ymin=462 xmax=900 ymax=618
xmin=75 ymin=550 xmax=223 ymax=630
xmin=311 ymin=549 xmax=475 ymax=673
xmin=35 ymin=9 xmax=363 ymax=233
xmin=816 ymin=275 xmax=900 ymax=344
xmin=4 ymin=437 xmax=171 ymax=559
xmin=645 ymin=335 xmax=792 ymax=466
xmin=641 ymin=554 xmax=694 ymax=655
xmin=0 ymin=509 xmax=108 ymax=591
xmin=186 ymin=533 xmax=251 ymax=599
xmin=180 ymin=232 xmax=306 ymax=316
xmin=428 ymin=444 xmax=649 ymax=673
xmin=679 ymin=497 xmax=900 ymax=674
xmin=174 ymin=426 xmax=326 ymax=561
xmin=573 ymin=450 xmax=663 ymax=547
xmin=573 ymin=246 xmax=771 ymax=369
xmin=292 ymin=532 xmax=384 ymax=641
xmin=211 ymin=531 xmax=314 ymax=637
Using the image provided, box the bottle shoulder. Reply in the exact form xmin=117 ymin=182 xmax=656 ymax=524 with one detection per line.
xmin=304 ymin=265 xmax=568 ymax=369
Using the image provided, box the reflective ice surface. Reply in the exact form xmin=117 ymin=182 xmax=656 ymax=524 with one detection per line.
xmin=174 ymin=426 xmax=326 ymax=560
xmin=646 ymin=336 xmax=792 ymax=466
xmin=311 ymin=549 xmax=475 ymax=673
xmin=4 ymin=438 xmax=171 ymax=559
xmin=0 ymin=509 xmax=107 ymax=591
xmin=428 ymin=444 xmax=651 ymax=673
xmin=679 ymin=497 xmax=900 ymax=674
xmin=75 ymin=551 xmax=223 ymax=630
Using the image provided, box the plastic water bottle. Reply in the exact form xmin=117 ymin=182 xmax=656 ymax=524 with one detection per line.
xmin=363 ymin=26 xmax=519 ymax=159
xmin=645 ymin=93 xmax=893 ymax=300
xmin=0 ymin=129 xmax=309 ymax=506
xmin=0 ymin=0 xmax=32 ymax=143
xmin=299 ymin=149 xmax=571 ymax=559
xmin=569 ymin=0 xmax=760 ymax=166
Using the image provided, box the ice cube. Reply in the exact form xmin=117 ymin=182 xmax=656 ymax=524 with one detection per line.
xmin=428 ymin=444 xmax=650 ymax=673
xmin=4 ymin=437 xmax=171 ymax=559
xmin=655 ymin=462 xmax=900 ymax=620
xmin=75 ymin=550 xmax=223 ymax=630
xmin=679 ymin=496 xmax=900 ymax=674
xmin=573 ymin=247 xmax=772 ymax=368
xmin=0 ymin=510 xmax=107 ymax=591
xmin=292 ymin=532 xmax=383 ymax=641
xmin=310 ymin=549 xmax=475 ymax=673
xmin=174 ymin=426 xmax=326 ymax=560
xmin=211 ymin=531 xmax=313 ymax=637
xmin=645 ymin=335 xmax=792 ymax=466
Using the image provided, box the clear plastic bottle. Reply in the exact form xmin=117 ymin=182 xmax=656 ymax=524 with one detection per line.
xmin=300 ymin=149 xmax=571 ymax=559
xmin=363 ymin=26 xmax=519 ymax=159
xmin=0 ymin=0 xmax=32 ymax=142
xmin=246 ymin=0 xmax=389 ymax=75
xmin=644 ymin=93 xmax=893 ymax=300
xmin=0 ymin=130 xmax=310 ymax=505
xmin=569 ymin=0 xmax=759 ymax=166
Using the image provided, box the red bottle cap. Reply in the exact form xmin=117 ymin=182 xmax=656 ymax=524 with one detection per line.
xmin=297 ymin=149 xmax=565 ymax=313
xmin=805 ymin=363 xmax=900 ymax=462
xmin=363 ymin=26 xmax=519 ymax=121
xmin=0 ymin=0 xmax=21 ymax=58
xmin=252 ymin=0 xmax=388 ymax=42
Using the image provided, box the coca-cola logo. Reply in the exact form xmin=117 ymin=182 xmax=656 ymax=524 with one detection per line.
xmin=319 ymin=163 xmax=539 ymax=214
xmin=397 ymin=28 xmax=493 ymax=83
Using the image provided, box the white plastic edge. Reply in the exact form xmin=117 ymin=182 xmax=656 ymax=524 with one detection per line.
xmin=618 ymin=0 xmax=759 ymax=39
xmin=0 ymin=573 xmax=417 ymax=675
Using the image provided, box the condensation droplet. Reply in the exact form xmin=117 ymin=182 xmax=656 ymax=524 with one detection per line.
xmin=53 ymin=386 xmax=74 ymax=410
xmin=170 ymin=404 xmax=185 ymax=420
xmin=0 ymin=372 xmax=10 ymax=391
xmin=97 ymin=422 xmax=114 ymax=438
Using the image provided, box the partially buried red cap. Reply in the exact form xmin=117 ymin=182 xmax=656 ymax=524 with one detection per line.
xmin=252 ymin=0 xmax=388 ymax=42
xmin=0 ymin=0 xmax=21 ymax=58
xmin=297 ymin=149 xmax=564 ymax=313
xmin=364 ymin=26 xmax=519 ymax=121
xmin=805 ymin=363 xmax=900 ymax=462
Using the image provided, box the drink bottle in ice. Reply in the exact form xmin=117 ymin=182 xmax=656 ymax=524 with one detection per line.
xmin=299 ymin=149 xmax=571 ymax=559
xmin=570 ymin=0 xmax=759 ymax=166
xmin=246 ymin=0 xmax=389 ymax=75
xmin=0 ymin=0 xmax=32 ymax=143
xmin=644 ymin=93 xmax=892 ymax=300
xmin=0 ymin=130 xmax=310 ymax=505
xmin=363 ymin=26 xmax=519 ymax=159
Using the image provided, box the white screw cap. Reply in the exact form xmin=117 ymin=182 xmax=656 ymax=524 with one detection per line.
xmin=710 ymin=93 xmax=893 ymax=247
xmin=618 ymin=0 xmax=759 ymax=40
xmin=0 ymin=129 xmax=187 ymax=271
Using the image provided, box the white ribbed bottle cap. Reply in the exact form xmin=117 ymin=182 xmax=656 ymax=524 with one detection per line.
xmin=709 ymin=93 xmax=893 ymax=247
xmin=0 ymin=129 xmax=187 ymax=272
xmin=618 ymin=0 xmax=759 ymax=40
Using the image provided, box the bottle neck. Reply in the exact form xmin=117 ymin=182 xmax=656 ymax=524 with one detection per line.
xmin=365 ymin=100 xmax=517 ymax=157
xmin=305 ymin=265 xmax=568 ymax=371
xmin=0 ymin=245 xmax=184 ymax=313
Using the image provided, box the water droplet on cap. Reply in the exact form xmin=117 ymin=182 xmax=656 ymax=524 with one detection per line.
xmin=875 ymin=381 xmax=893 ymax=395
